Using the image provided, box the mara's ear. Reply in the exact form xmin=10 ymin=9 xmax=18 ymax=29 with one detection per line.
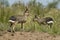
xmin=35 ymin=15 xmax=40 ymax=18
xmin=35 ymin=15 xmax=37 ymax=18
xmin=24 ymin=7 xmax=29 ymax=13
xmin=25 ymin=6 xmax=29 ymax=11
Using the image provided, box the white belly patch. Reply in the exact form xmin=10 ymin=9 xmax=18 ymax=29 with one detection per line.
xmin=9 ymin=20 xmax=15 ymax=23
xmin=47 ymin=21 xmax=53 ymax=24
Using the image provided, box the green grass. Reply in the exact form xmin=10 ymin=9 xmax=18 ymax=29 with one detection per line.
xmin=0 ymin=3 xmax=60 ymax=35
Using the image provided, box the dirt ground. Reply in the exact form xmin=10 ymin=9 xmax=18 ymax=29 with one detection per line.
xmin=0 ymin=31 xmax=60 ymax=40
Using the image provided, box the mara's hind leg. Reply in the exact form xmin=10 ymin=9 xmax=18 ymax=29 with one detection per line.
xmin=12 ymin=24 xmax=15 ymax=33
xmin=9 ymin=23 xmax=14 ymax=33
xmin=12 ymin=22 xmax=18 ymax=33
xmin=8 ymin=23 xmax=13 ymax=32
xmin=48 ymin=23 xmax=53 ymax=29
xmin=50 ymin=23 xmax=53 ymax=28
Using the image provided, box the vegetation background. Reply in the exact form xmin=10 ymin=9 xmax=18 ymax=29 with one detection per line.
xmin=0 ymin=0 xmax=60 ymax=35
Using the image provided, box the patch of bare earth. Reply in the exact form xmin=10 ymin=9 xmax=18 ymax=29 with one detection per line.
xmin=0 ymin=31 xmax=60 ymax=40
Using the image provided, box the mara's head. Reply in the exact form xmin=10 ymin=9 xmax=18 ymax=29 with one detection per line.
xmin=33 ymin=15 xmax=39 ymax=21
xmin=24 ymin=7 xmax=29 ymax=16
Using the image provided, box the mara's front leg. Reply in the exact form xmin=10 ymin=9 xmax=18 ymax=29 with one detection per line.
xmin=20 ymin=23 xmax=24 ymax=31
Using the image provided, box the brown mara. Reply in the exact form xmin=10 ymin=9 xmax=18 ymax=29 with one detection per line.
xmin=8 ymin=7 xmax=29 ymax=33
xmin=33 ymin=15 xmax=54 ymax=28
